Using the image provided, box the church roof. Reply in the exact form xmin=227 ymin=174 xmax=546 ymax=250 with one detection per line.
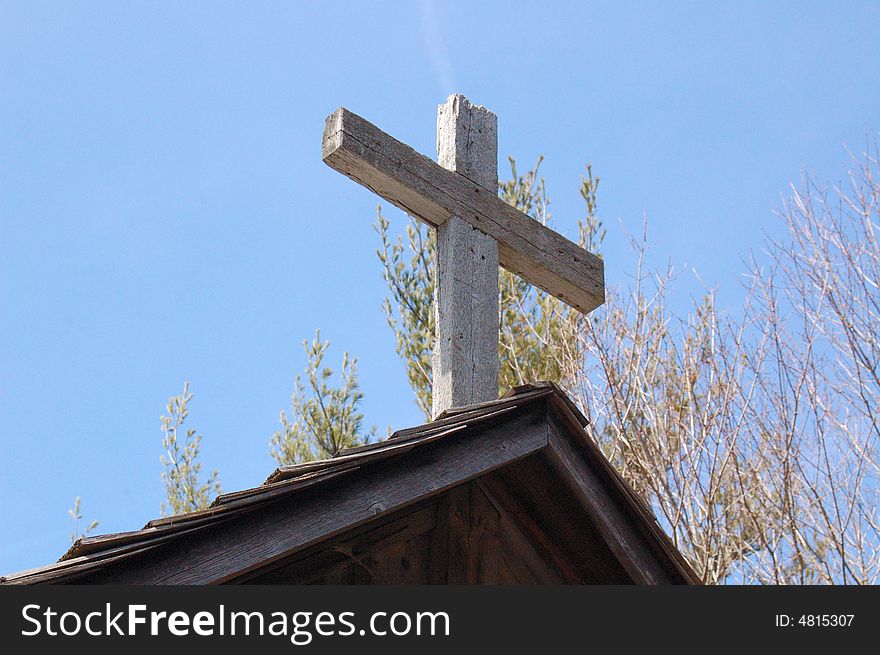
xmin=2 ymin=382 xmax=700 ymax=585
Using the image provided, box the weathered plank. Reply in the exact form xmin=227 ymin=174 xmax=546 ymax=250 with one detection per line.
xmin=490 ymin=499 xmax=564 ymax=584
xmin=487 ymin=457 xmax=631 ymax=583
xmin=367 ymin=529 xmax=432 ymax=584
xmin=427 ymin=493 xmax=451 ymax=584
xmin=322 ymin=107 xmax=605 ymax=314
xmin=478 ymin=475 xmax=584 ymax=583
xmin=436 ymin=95 xmax=498 ymax=190
xmin=81 ymin=404 xmax=549 ymax=584
xmin=546 ymin=395 xmax=700 ymax=583
xmin=444 ymin=484 xmax=474 ymax=583
xmin=544 ymin=407 xmax=678 ymax=584
xmin=432 ymin=95 xmax=500 ymax=417
xmin=467 ymin=481 xmax=502 ymax=583
xmin=240 ymin=501 xmax=439 ymax=584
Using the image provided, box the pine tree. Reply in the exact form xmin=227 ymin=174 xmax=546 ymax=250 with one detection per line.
xmin=160 ymin=381 xmax=221 ymax=515
xmin=270 ymin=331 xmax=375 ymax=465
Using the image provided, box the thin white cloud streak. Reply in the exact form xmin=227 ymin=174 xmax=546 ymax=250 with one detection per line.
xmin=420 ymin=0 xmax=456 ymax=95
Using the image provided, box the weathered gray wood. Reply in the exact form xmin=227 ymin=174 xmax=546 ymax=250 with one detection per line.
xmin=322 ymin=106 xmax=605 ymax=314
xmin=81 ymin=404 xmax=549 ymax=584
xmin=432 ymin=95 xmax=500 ymax=417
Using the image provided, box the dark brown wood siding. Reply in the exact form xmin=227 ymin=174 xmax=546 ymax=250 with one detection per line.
xmin=238 ymin=456 xmax=632 ymax=585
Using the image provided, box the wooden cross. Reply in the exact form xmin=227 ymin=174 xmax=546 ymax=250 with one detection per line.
xmin=323 ymin=95 xmax=604 ymax=418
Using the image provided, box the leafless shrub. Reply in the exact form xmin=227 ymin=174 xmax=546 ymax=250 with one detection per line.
xmin=563 ymin=142 xmax=880 ymax=583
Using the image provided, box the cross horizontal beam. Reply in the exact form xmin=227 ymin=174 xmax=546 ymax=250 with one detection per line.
xmin=322 ymin=107 xmax=605 ymax=314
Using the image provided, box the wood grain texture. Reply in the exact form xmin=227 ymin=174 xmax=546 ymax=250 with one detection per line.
xmin=424 ymin=479 xmax=564 ymax=584
xmin=48 ymin=390 xmax=699 ymax=586
xmin=322 ymin=106 xmax=605 ymax=314
xmin=544 ymin=412 xmax=677 ymax=584
xmin=436 ymin=95 xmax=498 ymax=191
xmin=546 ymin=395 xmax=700 ymax=584
xmin=478 ymin=476 xmax=584 ymax=583
xmin=487 ymin=457 xmax=632 ymax=583
xmin=444 ymin=484 xmax=474 ymax=583
xmin=432 ymin=95 xmax=500 ymax=417
xmin=80 ymin=404 xmax=549 ymax=584
xmin=239 ymin=501 xmax=439 ymax=584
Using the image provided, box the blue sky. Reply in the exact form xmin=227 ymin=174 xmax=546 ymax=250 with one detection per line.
xmin=1 ymin=1 xmax=878 ymax=574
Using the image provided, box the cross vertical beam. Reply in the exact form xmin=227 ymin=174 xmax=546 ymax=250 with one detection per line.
xmin=322 ymin=97 xmax=605 ymax=415
xmin=432 ymin=95 xmax=500 ymax=418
